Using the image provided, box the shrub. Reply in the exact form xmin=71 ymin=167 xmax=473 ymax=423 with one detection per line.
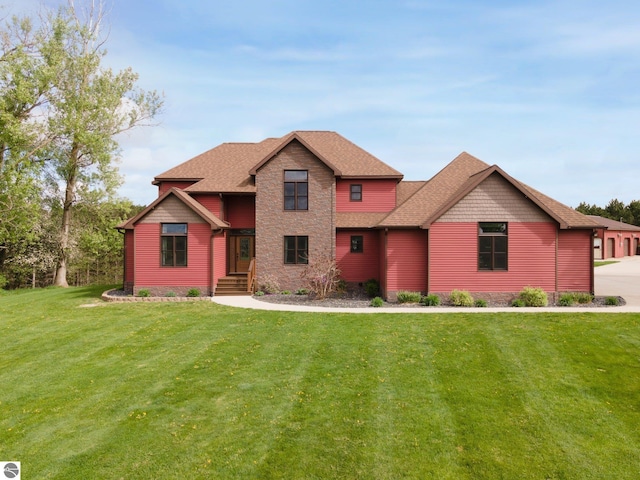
xmin=558 ymin=292 xmax=593 ymax=306
xmin=474 ymin=299 xmax=488 ymax=307
xmin=258 ymin=274 xmax=281 ymax=294
xmin=370 ymin=296 xmax=384 ymax=307
xmin=0 ymin=274 xmax=7 ymax=290
xmin=336 ymin=279 xmax=348 ymax=293
xmin=605 ymin=296 xmax=619 ymax=306
xmin=511 ymin=298 xmax=525 ymax=307
xmin=449 ymin=289 xmax=474 ymax=307
xmin=137 ymin=289 xmax=151 ymax=298
xmin=517 ymin=286 xmax=548 ymax=307
xmin=295 ymin=288 xmax=309 ymax=295
xmin=165 ymin=291 xmax=177 ymax=298
xmin=301 ymin=255 xmax=342 ymax=299
xmin=186 ymin=288 xmax=201 ymax=297
xmin=421 ymin=294 xmax=441 ymax=306
xmin=575 ymin=292 xmax=594 ymax=304
xmin=254 ymin=291 xmax=265 ymax=296
xmin=363 ymin=278 xmax=380 ymax=298
xmin=558 ymin=293 xmax=574 ymax=306
xmin=396 ymin=291 xmax=422 ymax=303
xmin=281 ymin=290 xmax=292 ymax=295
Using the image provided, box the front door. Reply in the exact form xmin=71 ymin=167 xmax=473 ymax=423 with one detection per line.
xmin=232 ymin=236 xmax=254 ymax=272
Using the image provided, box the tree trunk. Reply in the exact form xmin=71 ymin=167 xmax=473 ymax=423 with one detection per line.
xmin=53 ymin=151 xmax=78 ymax=288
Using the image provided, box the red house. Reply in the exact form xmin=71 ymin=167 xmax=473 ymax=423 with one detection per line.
xmin=118 ymin=131 xmax=602 ymax=301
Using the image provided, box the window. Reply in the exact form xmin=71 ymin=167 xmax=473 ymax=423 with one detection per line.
xmin=284 ymin=170 xmax=308 ymax=210
xmin=161 ymin=223 xmax=187 ymax=267
xmin=284 ymin=236 xmax=308 ymax=264
xmin=350 ymin=235 xmax=364 ymax=253
xmin=350 ymin=184 xmax=362 ymax=202
xmin=478 ymin=222 xmax=507 ymax=270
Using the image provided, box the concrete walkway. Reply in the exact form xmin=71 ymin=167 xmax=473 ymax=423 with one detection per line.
xmin=213 ymin=256 xmax=640 ymax=313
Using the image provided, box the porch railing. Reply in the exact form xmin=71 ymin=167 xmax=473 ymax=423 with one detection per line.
xmin=247 ymin=257 xmax=256 ymax=293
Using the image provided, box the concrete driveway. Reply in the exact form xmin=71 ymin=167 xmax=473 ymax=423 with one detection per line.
xmin=595 ymin=255 xmax=640 ymax=308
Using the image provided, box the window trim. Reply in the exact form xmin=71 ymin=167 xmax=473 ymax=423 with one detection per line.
xmin=284 ymin=235 xmax=309 ymax=265
xmin=161 ymin=223 xmax=188 ymax=267
xmin=350 ymin=184 xmax=362 ymax=202
xmin=284 ymin=170 xmax=308 ymax=211
xmin=350 ymin=235 xmax=364 ymax=253
xmin=478 ymin=222 xmax=508 ymax=271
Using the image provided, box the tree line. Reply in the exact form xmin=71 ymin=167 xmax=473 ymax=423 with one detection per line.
xmin=1 ymin=1 xmax=162 ymax=289
xmin=576 ymin=199 xmax=640 ymax=227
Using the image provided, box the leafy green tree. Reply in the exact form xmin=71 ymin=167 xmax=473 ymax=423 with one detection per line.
xmin=38 ymin=2 xmax=162 ymax=286
xmin=575 ymin=202 xmax=604 ymax=217
xmin=0 ymin=15 xmax=57 ymax=265
xmin=627 ymin=200 xmax=640 ymax=226
xmin=604 ymin=198 xmax=631 ymax=224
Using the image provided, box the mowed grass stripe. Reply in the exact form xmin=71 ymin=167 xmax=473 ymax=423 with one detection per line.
xmin=486 ymin=315 xmax=640 ymax=479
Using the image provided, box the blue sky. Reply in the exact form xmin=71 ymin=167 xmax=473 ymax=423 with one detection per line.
xmin=5 ymin=0 xmax=640 ymax=207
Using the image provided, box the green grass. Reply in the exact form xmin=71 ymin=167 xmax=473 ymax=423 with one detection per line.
xmin=595 ymin=260 xmax=619 ymax=267
xmin=1 ymin=286 xmax=640 ymax=479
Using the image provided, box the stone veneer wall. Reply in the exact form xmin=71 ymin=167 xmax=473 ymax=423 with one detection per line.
xmin=255 ymin=140 xmax=336 ymax=291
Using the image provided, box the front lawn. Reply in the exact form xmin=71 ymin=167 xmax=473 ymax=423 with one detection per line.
xmin=1 ymin=286 xmax=639 ymax=479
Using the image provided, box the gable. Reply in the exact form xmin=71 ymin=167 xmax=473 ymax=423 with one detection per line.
xmin=437 ymin=173 xmax=553 ymax=223
xmin=139 ymin=196 xmax=206 ymax=224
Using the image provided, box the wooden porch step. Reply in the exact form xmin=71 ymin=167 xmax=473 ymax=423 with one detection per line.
xmin=215 ymin=275 xmax=251 ymax=296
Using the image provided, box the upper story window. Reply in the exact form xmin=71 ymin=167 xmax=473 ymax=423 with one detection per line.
xmin=478 ymin=222 xmax=507 ymax=271
xmin=284 ymin=170 xmax=308 ymax=210
xmin=161 ymin=223 xmax=187 ymax=267
xmin=350 ymin=184 xmax=362 ymax=202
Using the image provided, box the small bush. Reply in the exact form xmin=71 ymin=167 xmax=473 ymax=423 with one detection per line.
xmin=449 ymin=289 xmax=474 ymax=307
xmin=336 ymin=280 xmax=348 ymax=293
xmin=575 ymin=292 xmax=594 ymax=304
xmin=421 ymin=294 xmax=441 ymax=306
xmin=295 ymin=288 xmax=309 ymax=295
xmin=0 ymin=274 xmax=7 ymax=290
xmin=364 ymin=279 xmax=380 ymax=298
xmin=301 ymin=255 xmax=341 ymax=299
xmin=396 ymin=291 xmax=422 ymax=303
xmin=605 ymin=296 xmax=619 ymax=306
xmin=281 ymin=290 xmax=292 ymax=295
xmin=370 ymin=296 xmax=384 ymax=307
xmin=137 ymin=289 xmax=151 ymax=297
xmin=558 ymin=293 xmax=574 ymax=306
xmin=511 ymin=298 xmax=525 ymax=307
xmin=254 ymin=291 xmax=265 ymax=296
xmin=518 ymin=286 xmax=548 ymax=307
xmin=258 ymin=274 xmax=281 ymax=294
xmin=186 ymin=288 xmax=201 ymax=297
xmin=474 ymin=299 xmax=488 ymax=307
xmin=165 ymin=291 xmax=177 ymax=298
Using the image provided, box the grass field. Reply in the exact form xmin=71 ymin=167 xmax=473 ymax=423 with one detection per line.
xmin=1 ymin=286 xmax=639 ymax=479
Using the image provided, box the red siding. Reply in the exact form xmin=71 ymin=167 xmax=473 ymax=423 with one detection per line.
xmin=134 ymin=223 xmax=211 ymax=288
xmin=336 ymin=179 xmax=397 ymax=212
xmin=192 ymin=194 xmax=222 ymax=217
xmin=429 ymin=222 xmax=557 ymax=292
xmin=226 ymin=196 xmax=256 ymax=228
xmin=336 ymin=230 xmax=380 ymax=282
xmin=386 ymin=230 xmax=428 ymax=292
xmin=124 ymin=230 xmax=134 ymax=283
xmin=558 ymin=230 xmax=592 ymax=292
xmin=158 ymin=181 xmax=196 ymax=195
